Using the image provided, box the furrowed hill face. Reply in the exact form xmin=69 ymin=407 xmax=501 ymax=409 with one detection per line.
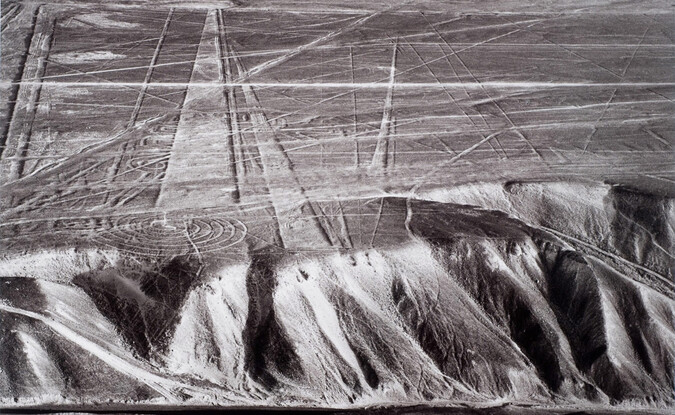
xmin=1 ymin=187 xmax=673 ymax=408
xmin=0 ymin=0 xmax=673 ymax=412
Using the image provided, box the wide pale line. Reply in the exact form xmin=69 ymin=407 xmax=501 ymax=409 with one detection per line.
xmin=4 ymin=81 xmax=675 ymax=88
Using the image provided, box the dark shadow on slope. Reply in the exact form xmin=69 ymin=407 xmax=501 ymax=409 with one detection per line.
xmin=544 ymin=249 xmax=608 ymax=373
xmin=335 ymin=289 xmax=454 ymax=400
xmin=407 ymin=199 xmax=535 ymax=243
xmin=0 ymin=312 xmax=43 ymax=398
xmin=0 ymin=277 xmax=47 ymax=310
xmin=0 ymin=277 xmax=49 ymax=397
xmin=241 ymin=248 xmax=304 ymax=388
xmin=607 ymin=186 xmax=674 ymax=281
xmin=73 ymin=256 xmax=200 ymax=360
xmin=0 ymin=278 xmax=163 ymax=402
xmin=606 ymin=265 xmax=673 ymax=393
xmin=391 ymin=276 xmax=460 ymax=387
xmin=406 ymin=202 xmax=566 ymax=393
xmin=350 ymin=342 xmax=380 ymax=390
xmin=505 ymin=294 xmax=563 ymax=392
xmin=543 ymin=242 xmax=674 ymax=402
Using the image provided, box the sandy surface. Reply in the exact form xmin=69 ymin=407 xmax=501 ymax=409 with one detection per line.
xmin=0 ymin=0 xmax=673 ymax=411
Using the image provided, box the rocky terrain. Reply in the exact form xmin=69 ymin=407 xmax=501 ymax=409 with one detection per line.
xmin=0 ymin=0 xmax=673 ymax=412
xmin=1 ymin=183 xmax=673 ymax=412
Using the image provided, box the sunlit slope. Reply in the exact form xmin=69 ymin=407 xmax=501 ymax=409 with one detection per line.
xmin=0 ymin=186 xmax=673 ymax=409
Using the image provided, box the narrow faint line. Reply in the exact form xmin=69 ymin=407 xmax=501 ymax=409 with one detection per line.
xmin=583 ymin=27 xmax=649 ymax=155
xmin=350 ymin=45 xmax=359 ymax=167
xmin=103 ymin=9 xmax=174 ymax=206
xmin=370 ymin=198 xmax=385 ymax=247
xmin=405 ymin=39 xmax=502 ymax=158
xmin=6 ymin=81 xmax=674 ymax=88
xmin=539 ymin=226 xmax=674 ymax=289
xmin=621 ymin=27 xmax=649 ymax=78
xmin=423 ymin=13 xmax=545 ymax=160
xmin=233 ymin=2 xmax=409 ymax=82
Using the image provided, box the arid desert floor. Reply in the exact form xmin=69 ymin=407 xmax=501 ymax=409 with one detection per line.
xmin=0 ymin=0 xmax=674 ymax=412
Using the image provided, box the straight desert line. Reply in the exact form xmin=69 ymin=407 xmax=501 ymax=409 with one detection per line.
xmin=5 ymin=81 xmax=675 ymax=89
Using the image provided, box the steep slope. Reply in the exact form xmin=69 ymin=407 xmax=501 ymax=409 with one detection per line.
xmin=424 ymin=182 xmax=675 ymax=293
xmin=0 ymin=277 xmax=163 ymax=404
xmin=0 ymin=186 xmax=673 ymax=410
